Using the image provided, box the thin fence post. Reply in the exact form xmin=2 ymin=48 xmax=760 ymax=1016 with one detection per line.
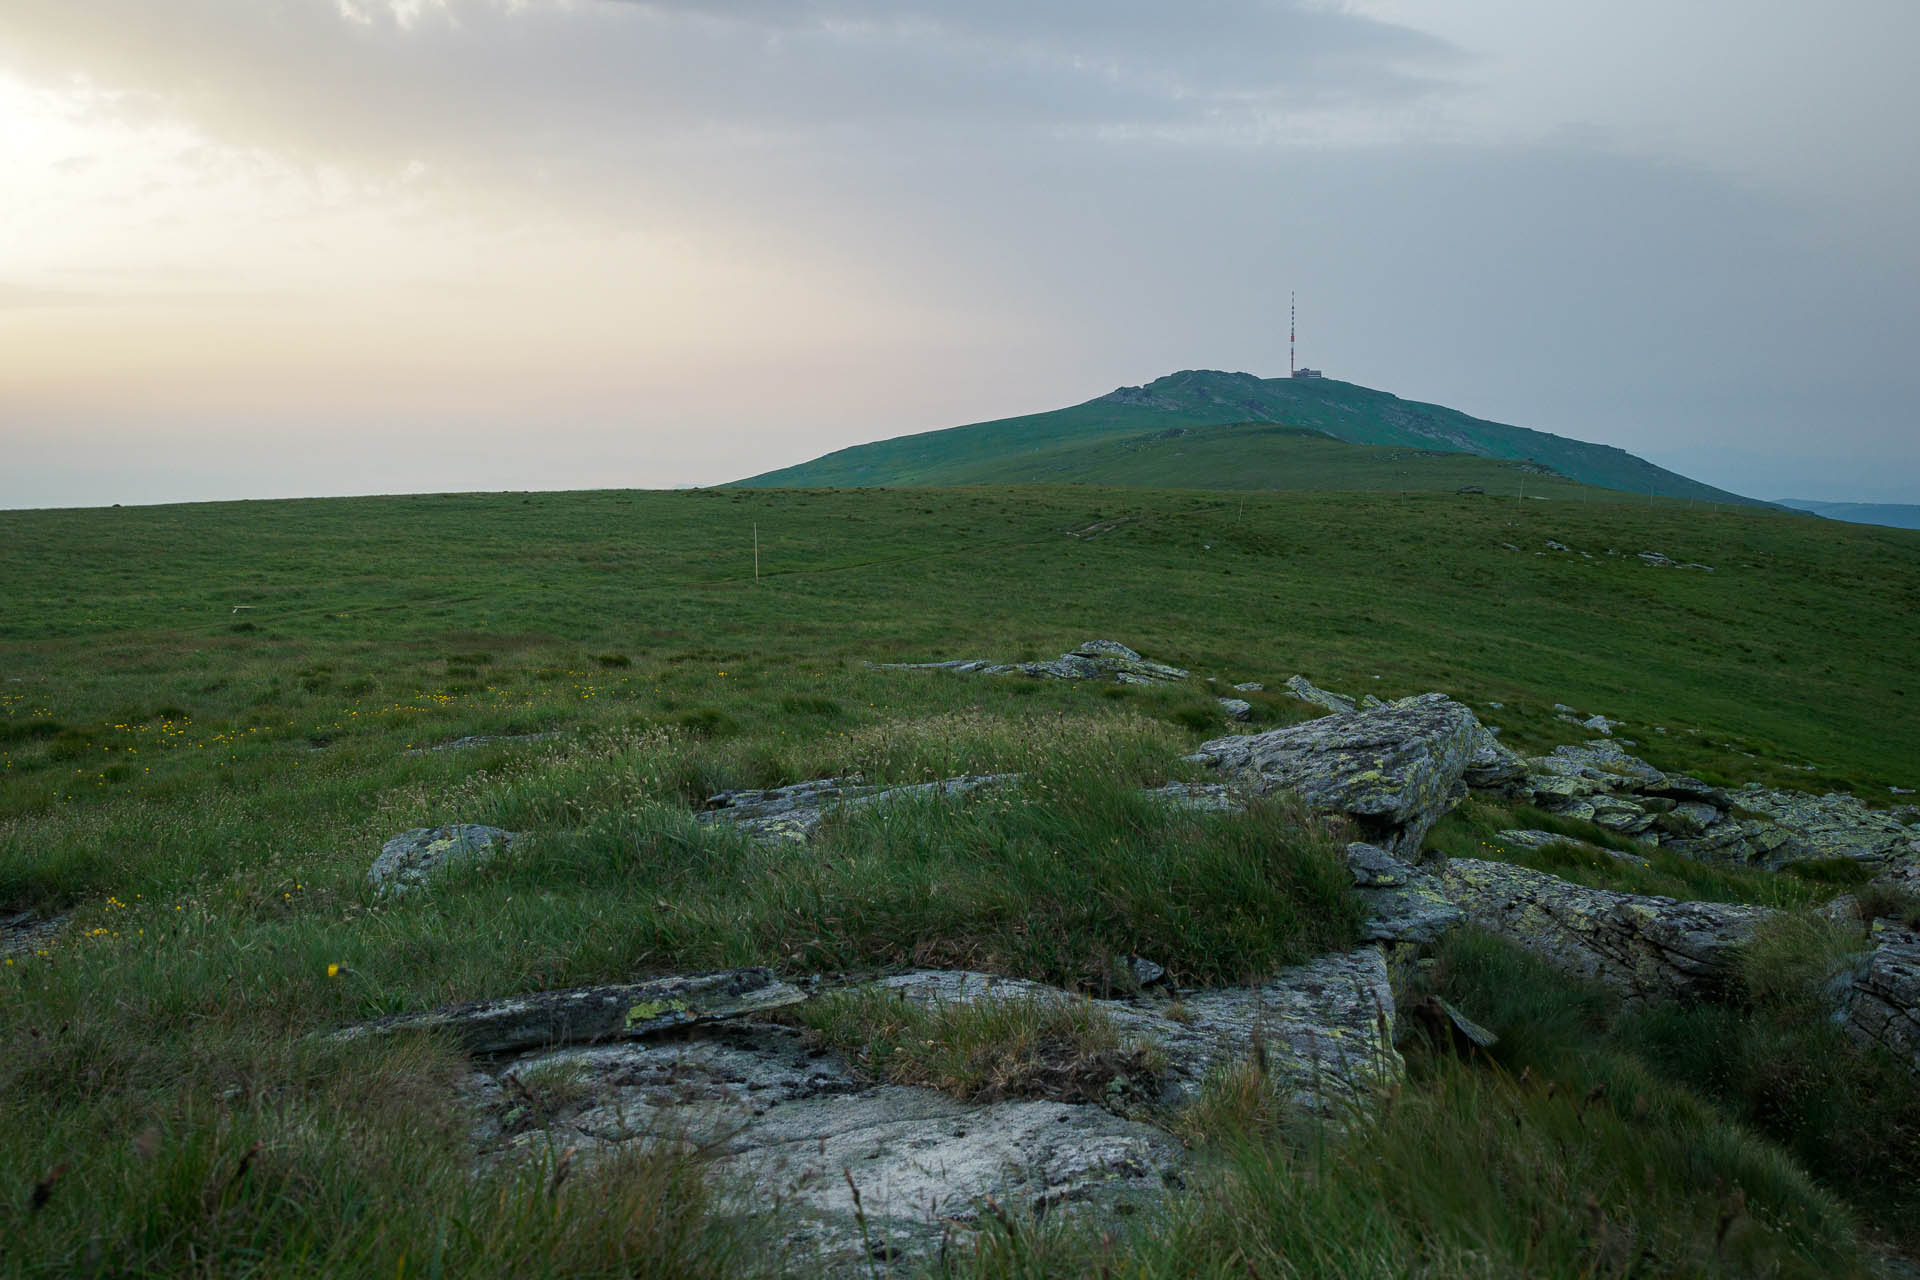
xmin=753 ymin=522 xmax=760 ymax=583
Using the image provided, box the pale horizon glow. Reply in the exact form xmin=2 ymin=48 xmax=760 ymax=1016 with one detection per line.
xmin=3 ymin=1 xmax=1917 ymax=509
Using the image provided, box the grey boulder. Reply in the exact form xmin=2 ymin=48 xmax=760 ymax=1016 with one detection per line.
xmin=1191 ymin=692 xmax=1482 ymax=858
xmin=368 ymin=825 xmax=519 ymax=895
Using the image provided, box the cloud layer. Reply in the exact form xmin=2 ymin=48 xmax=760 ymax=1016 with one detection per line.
xmin=1 ymin=0 xmax=1915 ymax=506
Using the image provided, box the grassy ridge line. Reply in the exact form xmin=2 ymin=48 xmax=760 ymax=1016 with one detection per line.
xmin=737 ymin=370 xmax=1767 ymax=504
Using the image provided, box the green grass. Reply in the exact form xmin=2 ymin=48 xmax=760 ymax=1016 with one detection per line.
xmin=800 ymin=988 xmax=1165 ymax=1109
xmin=738 ymin=369 xmax=1770 ymax=504
xmin=1 ymin=482 xmax=1917 ymax=1275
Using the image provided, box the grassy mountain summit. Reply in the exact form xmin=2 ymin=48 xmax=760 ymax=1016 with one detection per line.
xmin=740 ymin=369 xmax=1765 ymax=505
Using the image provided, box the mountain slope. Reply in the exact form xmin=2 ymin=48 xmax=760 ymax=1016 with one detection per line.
xmin=858 ymin=420 xmax=1593 ymax=497
xmin=1774 ymin=499 xmax=1920 ymax=530
xmin=738 ymin=370 xmax=1765 ymax=505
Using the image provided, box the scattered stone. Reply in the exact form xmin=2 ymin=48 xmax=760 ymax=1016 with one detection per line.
xmin=1123 ymin=955 xmax=1168 ymax=989
xmin=878 ymin=641 xmax=1187 ymax=686
xmin=1581 ymin=714 xmax=1620 ymax=735
xmin=697 ymin=774 xmax=1018 ymax=843
xmin=333 ymin=968 xmax=807 ymax=1055
xmin=1232 ymin=681 xmax=1265 ymax=693
xmin=1191 ymin=693 xmax=1482 ymax=858
xmin=402 ymin=732 xmax=562 ymax=757
xmin=1437 ymin=859 xmax=1771 ymax=1002
xmin=1217 ymin=697 xmax=1253 ymax=722
xmin=368 ymin=825 xmax=519 ymax=895
xmin=1282 ymin=675 xmax=1357 ymax=714
xmin=1545 ymin=540 xmax=1572 ymax=552
xmin=1553 ymin=704 xmax=1575 ymax=713
xmin=1638 ymin=551 xmax=1715 ymax=571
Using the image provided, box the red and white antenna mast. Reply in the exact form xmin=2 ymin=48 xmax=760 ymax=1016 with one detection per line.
xmin=1290 ymin=291 xmax=1296 ymax=376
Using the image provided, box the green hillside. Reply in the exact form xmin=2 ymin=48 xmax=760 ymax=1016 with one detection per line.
xmin=4 ymin=486 xmax=1920 ymax=1275
xmin=740 ymin=369 xmax=1765 ymax=505
xmin=870 ymin=420 xmax=1594 ymax=496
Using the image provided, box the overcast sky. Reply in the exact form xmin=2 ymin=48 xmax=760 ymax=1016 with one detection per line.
xmin=3 ymin=0 xmax=1916 ymax=508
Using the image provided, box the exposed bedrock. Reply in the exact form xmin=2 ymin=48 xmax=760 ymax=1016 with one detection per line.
xmin=1190 ymin=693 xmax=1483 ymax=858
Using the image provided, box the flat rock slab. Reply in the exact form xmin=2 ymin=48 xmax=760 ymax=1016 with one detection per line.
xmin=333 ymin=968 xmax=807 ymax=1055
xmin=1438 ymin=858 xmax=1771 ymax=1003
xmin=878 ymin=640 xmax=1188 ymax=686
xmin=1191 ymin=693 xmax=1482 ymax=858
xmin=368 ymin=824 xmax=519 ymax=895
xmin=468 ymin=1021 xmax=1183 ymax=1269
xmin=876 ymin=948 xmax=1404 ymax=1113
xmin=696 ymin=774 xmax=1019 ymax=843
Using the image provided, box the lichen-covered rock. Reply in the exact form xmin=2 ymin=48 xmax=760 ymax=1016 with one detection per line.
xmin=697 ymin=774 xmax=1018 ymax=843
xmin=1217 ymin=697 xmax=1253 ymax=722
xmin=1345 ymin=843 xmax=1463 ymax=943
xmin=368 ymin=825 xmax=519 ymax=895
xmin=1282 ymin=674 xmax=1356 ymax=714
xmin=1191 ymin=693 xmax=1481 ymax=858
xmin=878 ymin=949 xmax=1403 ymax=1114
xmin=1464 ymin=724 xmax=1528 ymax=788
xmin=878 ymin=640 xmax=1187 ymax=685
xmin=332 ymin=968 xmax=807 ymax=1055
xmin=466 ymin=1022 xmax=1183 ymax=1270
xmin=1830 ymin=927 xmax=1920 ymax=1076
xmin=1437 ymin=858 xmax=1772 ymax=1002
xmin=1729 ymin=786 xmax=1920 ymax=868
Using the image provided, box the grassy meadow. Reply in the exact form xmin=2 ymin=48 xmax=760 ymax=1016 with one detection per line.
xmin=1 ymin=483 xmax=1918 ymax=1275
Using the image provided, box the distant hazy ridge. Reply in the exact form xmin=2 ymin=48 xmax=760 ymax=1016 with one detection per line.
xmin=1774 ymin=499 xmax=1920 ymax=530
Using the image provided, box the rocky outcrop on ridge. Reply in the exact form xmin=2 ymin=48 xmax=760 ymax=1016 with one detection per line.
xmin=878 ymin=640 xmax=1188 ymax=685
xmin=369 ymin=825 xmax=519 ymax=895
xmin=1505 ymin=739 xmax=1920 ymax=870
xmin=696 ymin=774 xmax=1018 ymax=843
xmin=466 ymin=1020 xmax=1184 ymax=1269
xmin=382 ymin=949 xmax=1403 ymax=1270
xmin=1190 ymin=692 xmax=1481 ymax=858
xmin=1437 ymin=858 xmax=1772 ymax=1002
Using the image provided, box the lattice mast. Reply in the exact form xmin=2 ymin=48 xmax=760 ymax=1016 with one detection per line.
xmin=1290 ymin=291 xmax=1296 ymax=376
